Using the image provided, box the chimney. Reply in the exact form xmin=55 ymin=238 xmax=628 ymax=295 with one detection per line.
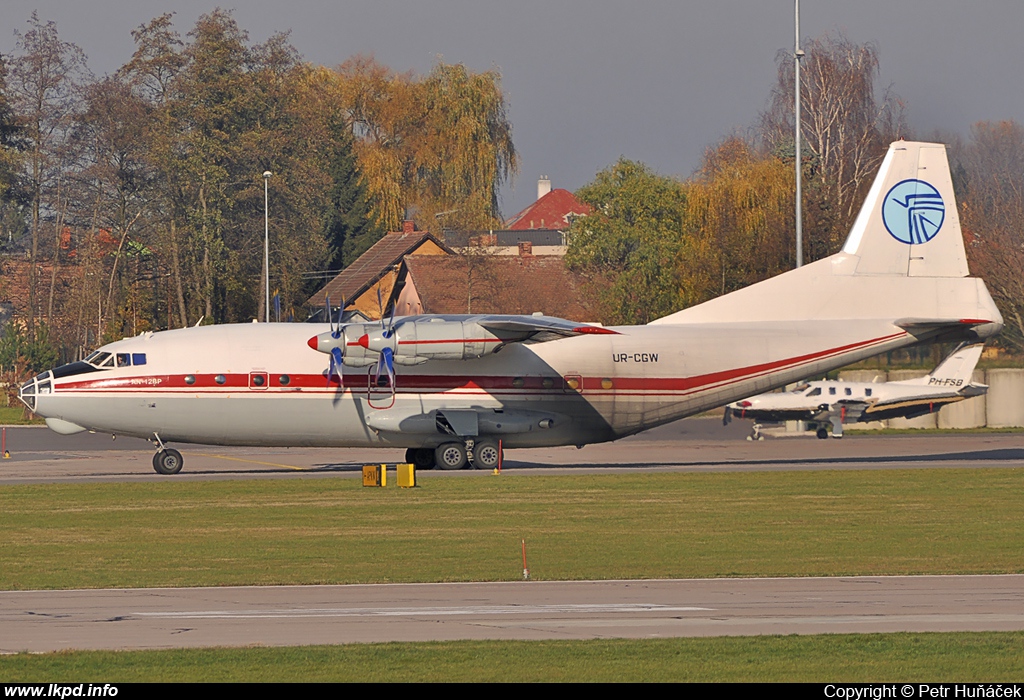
xmin=537 ymin=176 xmax=551 ymax=201
xmin=402 ymin=219 xmax=415 ymax=234
xmin=518 ymin=241 xmax=533 ymax=257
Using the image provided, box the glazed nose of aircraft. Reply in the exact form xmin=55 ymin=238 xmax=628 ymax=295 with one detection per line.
xmin=18 ymin=371 xmax=53 ymax=413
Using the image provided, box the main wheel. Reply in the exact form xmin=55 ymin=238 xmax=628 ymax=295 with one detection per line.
xmin=435 ymin=442 xmax=468 ymax=470
xmin=472 ymin=439 xmax=502 ymax=470
xmin=406 ymin=447 xmax=435 ymax=470
xmin=153 ymin=448 xmax=183 ymax=475
xmin=815 ymin=427 xmax=829 ymax=440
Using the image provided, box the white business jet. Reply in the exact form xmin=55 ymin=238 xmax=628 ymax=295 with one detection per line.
xmin=725 ymin=342 xmax=988 ymax=440
xmin=19 ymin=142 xmax=1003 ymax=473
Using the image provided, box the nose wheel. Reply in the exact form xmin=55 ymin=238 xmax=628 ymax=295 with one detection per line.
xmin=153 ymin=448 xmax=184 ymax=475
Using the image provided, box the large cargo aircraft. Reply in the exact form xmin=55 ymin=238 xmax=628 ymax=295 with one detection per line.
xmin=19 ymin=142 xmax=1002 ymax=473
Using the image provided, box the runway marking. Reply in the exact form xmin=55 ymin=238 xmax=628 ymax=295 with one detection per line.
xmin=192 ymin=453 xmax=308 ymax=471
xmin=134 ymin=604 xmax=715 ymax=619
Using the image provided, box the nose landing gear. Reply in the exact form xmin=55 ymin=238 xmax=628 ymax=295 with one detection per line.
xmin=153 ymin=448 xmax=184 ymax=475
xmin=151 ymin=433 xmax=184 ymax=475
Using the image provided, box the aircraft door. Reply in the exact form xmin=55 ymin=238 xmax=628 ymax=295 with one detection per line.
xmin=367 ymin=368 xmax=396 ymax=409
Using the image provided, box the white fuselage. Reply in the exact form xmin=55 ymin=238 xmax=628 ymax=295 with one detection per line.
xmin=23 ymin=317 xmax=937 ymax=449
xmin=728 ymin=378 xmax=980 ymax=425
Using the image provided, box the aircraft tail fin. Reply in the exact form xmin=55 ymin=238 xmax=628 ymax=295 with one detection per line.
xmin=651 ymin=141 xmax=999 ymax=329
xmin=894 ymin=343 xmax=985 ymax=386
xmin=841 ymin=141 xmax=969 ymax=278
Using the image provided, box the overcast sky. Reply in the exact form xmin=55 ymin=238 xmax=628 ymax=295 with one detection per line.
xmin=3 ymin=1 xmax=1022 ymax=219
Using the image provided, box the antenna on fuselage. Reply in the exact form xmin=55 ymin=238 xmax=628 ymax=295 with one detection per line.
xmin=194 ymin=316 xmax=204 ymax=327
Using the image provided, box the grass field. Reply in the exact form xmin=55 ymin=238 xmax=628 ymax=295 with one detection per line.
xmin=3 ymin=468 xmax=1022 ymax=681
xmin=2 ymin=632 xmax=1023 ymax=682
xmin=0 ymin=405 xmax=41 ymax=425
xmin=2 ymin=468 xmax=1022 ymax=590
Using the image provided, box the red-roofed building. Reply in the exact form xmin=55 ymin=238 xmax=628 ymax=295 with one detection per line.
xmin=504 ymin=178 xmax=591 ymax=231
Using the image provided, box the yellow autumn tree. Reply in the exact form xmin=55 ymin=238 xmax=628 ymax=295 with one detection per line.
xmin=333 ymin=56 xmax=518 ymax=232
xmin=682 ymin=138 xmax=796 ymax=300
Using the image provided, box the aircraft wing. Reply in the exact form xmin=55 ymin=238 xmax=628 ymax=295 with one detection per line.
xmin=309 ymin=313 xmax=618 ymax=368
xmin=833 ymin=400 xmax=870 ymax=423
xmin=474 ymin=315 xmax=619 ymax=344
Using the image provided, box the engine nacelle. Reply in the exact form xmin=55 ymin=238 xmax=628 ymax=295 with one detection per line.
xmin=309 ymin=318 xmax=507 ymax=366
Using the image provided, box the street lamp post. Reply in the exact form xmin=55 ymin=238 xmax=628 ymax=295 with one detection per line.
xmin=263 ymin=171 xmax=272 ymax=322
xmin=794 ymin=0 xmax=804 ymax=268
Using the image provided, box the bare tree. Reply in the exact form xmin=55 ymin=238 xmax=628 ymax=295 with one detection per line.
xmin=6 ymin=13 xmax=91 ymax=336
xmin=957 ymin=120 xmax=1024 ymax=351
xmin=760 ymin=32 xmax=906 ymax=255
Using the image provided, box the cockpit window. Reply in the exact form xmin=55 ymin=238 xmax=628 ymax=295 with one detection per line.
xmin=86 ymin=352 xmax=113 ymax=368
xmin=116 ymin=353 xmax=130 ymax=367
xmin=792 ymin=382 xmax=810 ymax=392
xmin=805 ymin=387 xmax=822 ymax=397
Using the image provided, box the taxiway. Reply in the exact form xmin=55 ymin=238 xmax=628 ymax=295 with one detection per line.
xmin=3 ymin=575 xmax=1021 ymax=652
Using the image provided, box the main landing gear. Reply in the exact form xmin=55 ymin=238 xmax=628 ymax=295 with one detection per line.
xmin=151 ymin=433 xmax=184 ymax=475
xmin=406 ymin=440 xmax=504 ymax=471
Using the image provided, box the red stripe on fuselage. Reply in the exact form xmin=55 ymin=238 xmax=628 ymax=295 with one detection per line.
xmin=54 ymin=331 xmax=904 ymax=397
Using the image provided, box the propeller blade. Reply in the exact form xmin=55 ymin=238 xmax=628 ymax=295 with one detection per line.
xmin=331 ymin=347 xmax=344 ymax=385
xmin=335 ymin=295 xmax=346 ymax=338
xmin=374 ymin=346 xmax=396 ymax=389
xmin=327 ymin=346 xmax=337 ymax=388
xmin=384 ymin=299 xmax=397 ymax=338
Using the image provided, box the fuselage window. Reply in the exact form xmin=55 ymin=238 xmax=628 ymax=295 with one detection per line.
xmin=806 ymin=387 xmax=821 ymax=397
xmin=184 ymin=375 xmax=196 ymax=385
xmin=215 ymin=374 xmax=226 ymax=385
xmin=116 ymin=353 xmax=130 ymax=367
xmin=252 ymin=374 xmax=265 ymax=387
xmin=844 ymin=387 xmax=852 ymax=396
xmin=828 ymin=387 xmax=836 ymax=395
xmin=278 ymin=374 xmax=290 ymax=386
xmin=865 ymin=388 xmax=873 ymax=397
xmin=132 ymin=353 xmax=146 ymax=366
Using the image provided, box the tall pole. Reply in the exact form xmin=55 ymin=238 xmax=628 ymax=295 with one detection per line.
xmin=794 ymin=0 xmax=804 ymax=268
xmin=263 ymin=171 xmax=272 ymax=322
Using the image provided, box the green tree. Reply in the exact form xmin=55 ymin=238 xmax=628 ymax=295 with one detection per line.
xmin=322 ymin=114 xmax=380 ymax=268
xmin=566 ymin=159 xmax=689 ymax=324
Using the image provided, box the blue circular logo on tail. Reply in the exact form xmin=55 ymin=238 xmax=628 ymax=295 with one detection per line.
xmin=882 ymin=179 xmax=945 ymax=244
